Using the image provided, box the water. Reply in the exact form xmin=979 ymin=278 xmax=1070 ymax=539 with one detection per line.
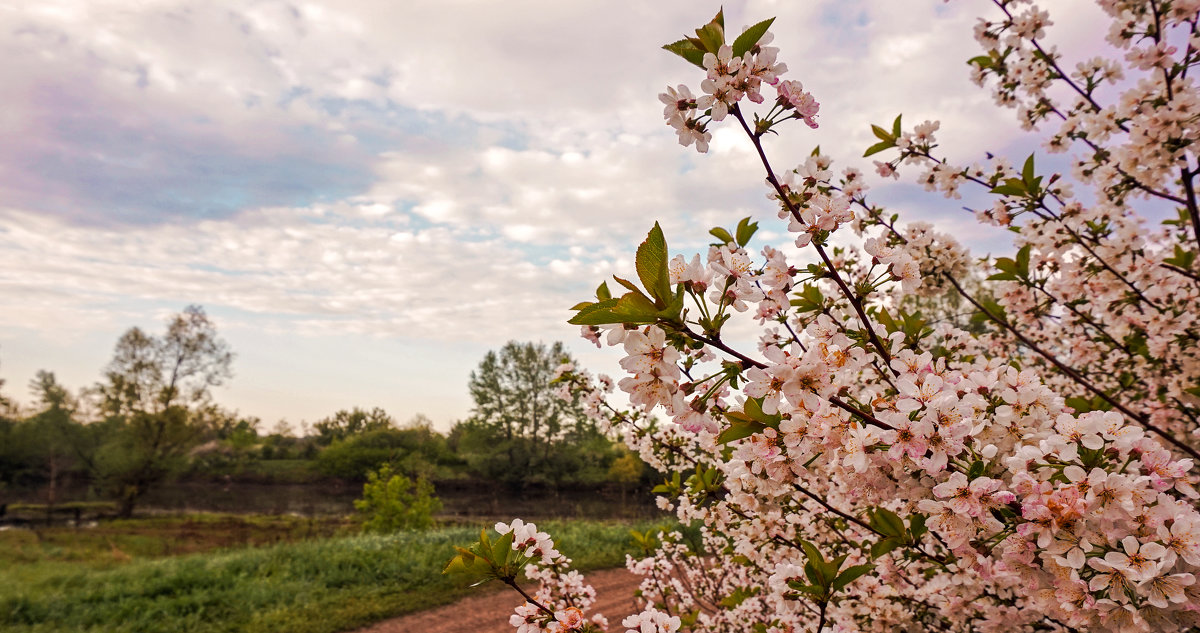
xmin=8 ymin=481 xmax=661 ymax=521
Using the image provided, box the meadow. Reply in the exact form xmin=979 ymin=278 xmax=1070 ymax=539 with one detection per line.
xmin=0 ymin=514 xmax=659 ymax=633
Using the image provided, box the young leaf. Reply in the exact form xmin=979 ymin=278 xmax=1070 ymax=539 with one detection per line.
xmin=613 ymin=275 xmax=645 ymax=295
xmin=735 ymin=217 xmax=759 ymax=247
xmin=718 ymin=416 xmax=767 ymax=444
xmin=710 ymin=7 xmax=724 ymax=30
xmin=663 ymin=38 xmax=706 ymax=69
xmin=870 ymin=537 xmax=903 ymax=559
xmin=831 ymin=564 xmax=874 ymax=592
xmin=1021 ymin=154 xmax=1036 ymax=186
xmin=869 ymin=508 xmax=905 ymax=538
xmin=695 ymin=22 xmax=725 ymax=54
xmin=568 ymin=298 xmax=621 ymax=326
xmin=710 ymin=226 xmax=735 ymax=245
xmin=1015 ymin=244 xmax=1031 ymax=278
xmin=731 ymin=17 xmax=775 ymax=58
xmin=864 ymin=141 xmax=894 ymax=157
xmin=636 ymin=222 xmax=673 ymax=304
xmin=907 ymin=513 xmax=928 ymax=541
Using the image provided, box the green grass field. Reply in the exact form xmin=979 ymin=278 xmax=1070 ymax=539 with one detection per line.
xmin=0 ymin=514 xmax=659 ymax=633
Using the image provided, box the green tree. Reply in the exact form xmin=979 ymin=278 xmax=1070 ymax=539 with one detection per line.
xmin=311 ymin=407 xmax=394 ymax=445
xmin=459 ymin=341 xmax=604 ymax=487
xmin=315 ymin=414 xmax=457 ymax=481
xmin=354 ymin=463 xmax=441 ymax=532
xmin=26 ymin=371 xmax=80 ymax=506
xmin=91 ymin=306 xmax=234 ymax=517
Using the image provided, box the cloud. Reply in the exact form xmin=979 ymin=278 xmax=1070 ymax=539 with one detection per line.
xmin=1 ymin=0 xmax=1115 ymax=424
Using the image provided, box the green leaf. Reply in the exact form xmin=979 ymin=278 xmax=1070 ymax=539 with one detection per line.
xmin=742 ymin=397 xmax=782 ymax=425
xmin=1164 ymin=244 xmax=1196 ymax=269
xmin=568 ymin=288 xmax=675 ymax=326
xmin=596 ymin=281 xmax=612 ymax=301
xmin=870 ymin=537 xmax=903 ymax=559
xmin=863 ymin=141 xmax=894 ymax=157
xmin=831 ymin=564 xmax=874 ymax=592
xmin=695 ymin=22 xmax=725 ymax=54
xmin=662 ymin=38 xmax=706 ymax=69
xmin=891 ymin=114 xmax=903 ymax=137
xmin=612 ymin=275 xmax=644 ymax=295
xmin=709 ymin=226 xmax=735 ymax=245
xmin=494 ymin=529 xmax=515 ymax=565
xmin=735 ymin=217 xmax=759 ymax=247
xmin=799 ymin=540 xmax=824 ymax=566
xmin=869 ymin=508 xmax=905 ymax=538
xmin=1066 ymin=396 xmax=1093 ymax=413
xmin=710 ymin=7 xmax=724 ymax=30
xmin=870 ymin=124 xmax=893 ymax=142
xmin=636 ymin=222 xmax=672 ymax=304
xmin=719 ymin=586 xmax=758 ymax=608
xmin=790 ymin=284 xmax=824 ymax=313
xmin=718 ymin=416 xmax=767 ymax=444
xmin=1015 ymin=244 xmax=1031 ymax=278
xmin=731 ymin=17 xmax=775 ymax=58
xmin=568 ymin=298 xmax=621 ymax=325
xmin=967 ymin=55 xmax=993 ymax=69
xmin=908 ymin=513 xmax=928 ymax=541
xmin=1021 ymin=154 xmax=1036 ymax=186
xmin=989 ymin=184 xmax=1025 ymax=196
xmin=875 ymin=308 xmax=899 ymax=334
xmin=967 ymin=460 xmax=986 ymax=480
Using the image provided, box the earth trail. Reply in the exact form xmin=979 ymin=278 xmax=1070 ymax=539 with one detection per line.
xmin=353 ymin=567 xmax=642 ymax=633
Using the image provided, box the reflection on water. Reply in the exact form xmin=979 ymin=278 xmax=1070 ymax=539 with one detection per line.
xmin=12 ymin=481 xmax=661 ymax=521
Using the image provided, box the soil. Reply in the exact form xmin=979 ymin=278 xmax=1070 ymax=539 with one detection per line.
xmin=354 ymin=567 xmax=642 ymax=633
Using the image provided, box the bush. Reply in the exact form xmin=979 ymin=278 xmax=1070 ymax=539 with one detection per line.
xmin=354 ymin=464 xmax=441 ymax=533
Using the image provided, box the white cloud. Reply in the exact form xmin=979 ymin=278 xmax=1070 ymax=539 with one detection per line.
xmin=0 ymin=0 xmax=1118 ymax=424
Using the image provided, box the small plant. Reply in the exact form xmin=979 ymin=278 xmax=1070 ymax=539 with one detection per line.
xmin=354 ymin=463 xmax=441 ymax=533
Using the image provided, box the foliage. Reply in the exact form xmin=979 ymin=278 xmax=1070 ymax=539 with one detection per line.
xmin=88 ymin=305 xmax=234 ymax=517
xmin=312 ymin=406 xmax=395 ymax=446
xmin=315 ymin=421 xmax=458 ymax=481
xmin=459 ymin=5 xmax=1200 ymax=633
xmin=355 ymin=463 xmax=442 ymax=532
xmin=458 ymin=341 xmax=613 ymax=488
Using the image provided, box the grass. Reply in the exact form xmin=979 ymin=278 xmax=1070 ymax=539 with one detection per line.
xmin=0 ymin=514 xmax=663 ymax=633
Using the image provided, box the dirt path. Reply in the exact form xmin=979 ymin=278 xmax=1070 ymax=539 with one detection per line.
xmin=354 ymin=567 xmax=642 ymax=633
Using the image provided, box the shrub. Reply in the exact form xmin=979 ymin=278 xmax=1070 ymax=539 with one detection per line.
xmin=354 ymin=464 xmax=441 ymax=533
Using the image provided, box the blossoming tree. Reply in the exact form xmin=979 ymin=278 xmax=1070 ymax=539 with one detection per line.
xmin=446 ymin=2 xmax=1200 ymax=631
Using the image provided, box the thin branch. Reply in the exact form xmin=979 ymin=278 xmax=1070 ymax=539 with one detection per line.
xmin=502 ymin=577 xmax=556 ymax=618
xmin=946 ymin=274 xmax=1200 ymax=461
xmin=731 ymin=106 xmax=895 ymax=370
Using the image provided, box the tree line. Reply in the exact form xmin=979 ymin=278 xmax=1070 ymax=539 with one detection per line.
xmin=0 ymin=308 xmax=652 ymax=517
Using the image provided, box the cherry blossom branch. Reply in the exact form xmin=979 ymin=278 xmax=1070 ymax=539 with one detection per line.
xmin=730 ymin=106 xmax=896 ymax=370
xmin=677 ymin=324 xmax=893 ymax=431
xmin=502 ymin=577 xmax=557 ymax=618
xmin=945 ymin=273 xmax=1200 ymax=461
xmin=909 ymin=149 xmax=1168 ymax=314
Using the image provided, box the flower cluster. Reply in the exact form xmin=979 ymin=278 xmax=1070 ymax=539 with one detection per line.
xmin=659 ymin=18 xmax=809 ymax=153
xmin=467 ymin=4 xmax=1200 ymax=632
xmin=495 ymin=519 xmax=605 ymax=633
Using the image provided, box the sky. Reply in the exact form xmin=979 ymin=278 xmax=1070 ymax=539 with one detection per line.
xmin=0 ymin=0 xmax=1109 ymax=432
